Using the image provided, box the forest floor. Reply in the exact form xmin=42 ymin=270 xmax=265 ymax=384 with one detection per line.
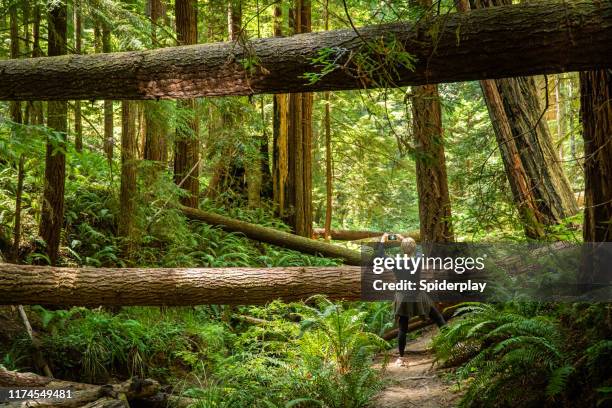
xmin=373 ymin=326 xmax=462 ymax=408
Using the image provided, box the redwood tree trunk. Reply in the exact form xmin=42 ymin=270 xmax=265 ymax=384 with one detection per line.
xmin=282 ymin=0 xmax=313 ymax=237
xmin=0 ymin=263 xmax=361 ymax=306
xmin=144 ymin=0 xmax=168 ymax=164
xmin=39 ymin=0 xmax=67 ymax=266
xmin=470 ymin=0 xmax=579 ymax=239
xmin=9 ymin=2 xmax=22 ymax=124
xmin=29 ymin=5 xmax=44 ymax=125
xmin=1 ymin=2 xmax=610 ymax=100
xmin=412 ymin=84 xmax=454 ymax=243
xmin=174 ymin=0 xmax=200 ymax=208
xmin=580 ymin=69 xmax=612 ymax=243
xmin=102 ymin=27 xmax=114 ymax=162
xmin=411 ymin=0 xmax=453 ymax=244
xmin=119 ymin=101 xmax=138 ymax=256
xmin=74 ymin=0 xmax=83 ymax=152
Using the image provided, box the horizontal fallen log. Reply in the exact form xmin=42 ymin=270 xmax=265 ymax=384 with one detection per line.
xmin=0 ymin=1 xmax=610 ymax=100
xmin=181 ymin=206 xmax=362 ymax=265
xmin=312 ymin=228 xmax=420 ymax=241
xmin=0 ymin=367 xmax=158 ymax=408
xmin=0 ymin=263 xmax=361 ymax=306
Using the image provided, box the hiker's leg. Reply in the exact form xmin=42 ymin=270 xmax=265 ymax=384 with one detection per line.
xmin=397 ymin=315 xmax=409 ymax=357
xmin=429 ymin=306 xmax=446 ymax=327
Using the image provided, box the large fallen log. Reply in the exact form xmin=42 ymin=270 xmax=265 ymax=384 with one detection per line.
xmin=0 ymin=263 xmax=361 ymax=306
xmin=0 ymin=1 xmax=610 ymax=100
xmin=312 ymin=228 xmax=420 ymax=241
xmin=0 ymin=367 xmax=158 ymax=408
xmin=180 ymin=206 xmax=362 ymax=265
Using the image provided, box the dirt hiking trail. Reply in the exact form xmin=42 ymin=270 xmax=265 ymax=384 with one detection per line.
xmin=373 ymin=326 xmax=461 ymax=408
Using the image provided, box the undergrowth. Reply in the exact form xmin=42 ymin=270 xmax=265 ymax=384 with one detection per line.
xmin=433 ymin=302 xmax=612 ymax=407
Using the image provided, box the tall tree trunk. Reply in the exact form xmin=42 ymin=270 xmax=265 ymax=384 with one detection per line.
xmin=74 ymin=0 xmax=83 ymax=152
xmin=2 ymin=2 xmax=610 ymax=101
xmin=9 ymin=1 xmax=22 ymax=124
xmin=174 ymin=0 xmax=200 ymax=208
xmin=12 ymin=156 xmax=25 ymax=262
xmin=29 ymin=5 xmax=44 ymax=125
xmin=39 ymin=0 xmax=68 ymax=266
xmin=102 ymin=27 xmax=114 ymax=162
xmin=470 ymin=0 xmax=579 ymax=239
xmin=282 ymin=0 xmax=313 ymax=237
xmin=580 ymin=69 xmax=612 ymax=243
xmin=324 ymin=91 xmax=333 ymax=241
xmin=323 ymin=0 xmax=332 ymax=241
xmin=10 ymin=4 xmax=24 ymax=262
xmin=143 ymin=0 xmax=168 ymax=164
xmin=119 ymin=101 xmax=138 ymax=256
xmin=555 ymin=75 xmax=565 ymax=160
xmin=411 ymin=86 xmax=454 ymax=243
xmin=272 ymin=3 xmax=290 ymax=217
xmin=246 ymin=0 xmax=266 ymax=208
xmin=411 ymin=0 xmax=453 ymax=244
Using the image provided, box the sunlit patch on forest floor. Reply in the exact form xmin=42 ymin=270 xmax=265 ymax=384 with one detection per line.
xmin=373 ymin=326 xmax=461 ymax=408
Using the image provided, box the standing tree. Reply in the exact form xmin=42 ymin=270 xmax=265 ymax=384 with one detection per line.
xmin=467 ymin=0 xmax=579 ymax=239
xmin=119 ymin=101 xmax=138 ymax=257
xmin=39 ymin=0 xmax=68 ymax=265
xmin=323 ymin=0 xmax=333 ymax=241
xmin=274 ymin=0 xmax=313 ymax=237
xmin=580 ymin=69 xmax=612 ymax=243
xmin=102 ymin=25 xmax=114 ymax=162
xmin=174 ymin=0 xmax=200 ymax=208
xmin=74 ymin=0 xmax=83 ymax=152
xmin=272 ymin=2 xmax=290 ymax=220
xmin=144 ymin=0 xmax=168 ymax=164
xmin=411 ymin=0 xmax=454 ymax=244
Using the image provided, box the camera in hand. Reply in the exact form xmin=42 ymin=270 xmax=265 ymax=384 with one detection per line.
xmin=388 ymin=234 xmax=397 ymax=241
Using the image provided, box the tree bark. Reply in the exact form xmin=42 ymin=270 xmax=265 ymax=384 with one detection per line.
xmin=312 ymin=228 xmax=420 ymax=242
xmin=118 ymin=101 xmax=138 ymax=255
xmin=0 ymin=263 xmax=361 ymax=306
xmin=0 ymin=367 xmax=159 ymax=408
xmin=281 ymin=0 xmax=313 ymax=237
xmin=411 ymin=0 xmax=453 ymax=245
xmin=29 ymin=4 xmax=44 ymax=125
xmin=1 ymin=1 xmax=610 ymax=100
xmin=324 ymin=91 xmax=333 ymax=241
xmin=39 ymin=0 xmax=68 ymax=266
xmin=9 ymin=1 xmax=22 ymax=123
xmin=462 ymin=0 xmax=579 ymax=239
xmin=412 ymin=85 xmax=454 ymax=244
xmin=174 ymin=0 xmax=200 ymax=208
xmin=180 ymin=205 xmax=362 ymax=264
xmin=580 ymin=69 xmax=612 ymax=243
xmin=102 ymin=27 xmax=114 ymax=162
xmin=9 ymin=2 xmax=23 ymax=262
xmin=74 ymin=0 xmax=83 ymax=152
xmin=144 ymin=0 xmax=168 ymax=163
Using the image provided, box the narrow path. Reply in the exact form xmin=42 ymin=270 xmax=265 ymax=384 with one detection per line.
xmin=372 ymin=326 xmax=461 ymax=408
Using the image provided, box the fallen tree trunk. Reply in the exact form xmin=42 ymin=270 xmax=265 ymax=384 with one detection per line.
xmin=180 ymin=206 xmax=362 ymax=265
xmin=312 ymin=228 xmax=420 ymax=241
xmin=0 ymin=367 xmax=158 ymax=408
xmin=0 ymin=1 xmax=610 ymax=100
xmin=0 ymin=263 xmax=361 ymax=306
